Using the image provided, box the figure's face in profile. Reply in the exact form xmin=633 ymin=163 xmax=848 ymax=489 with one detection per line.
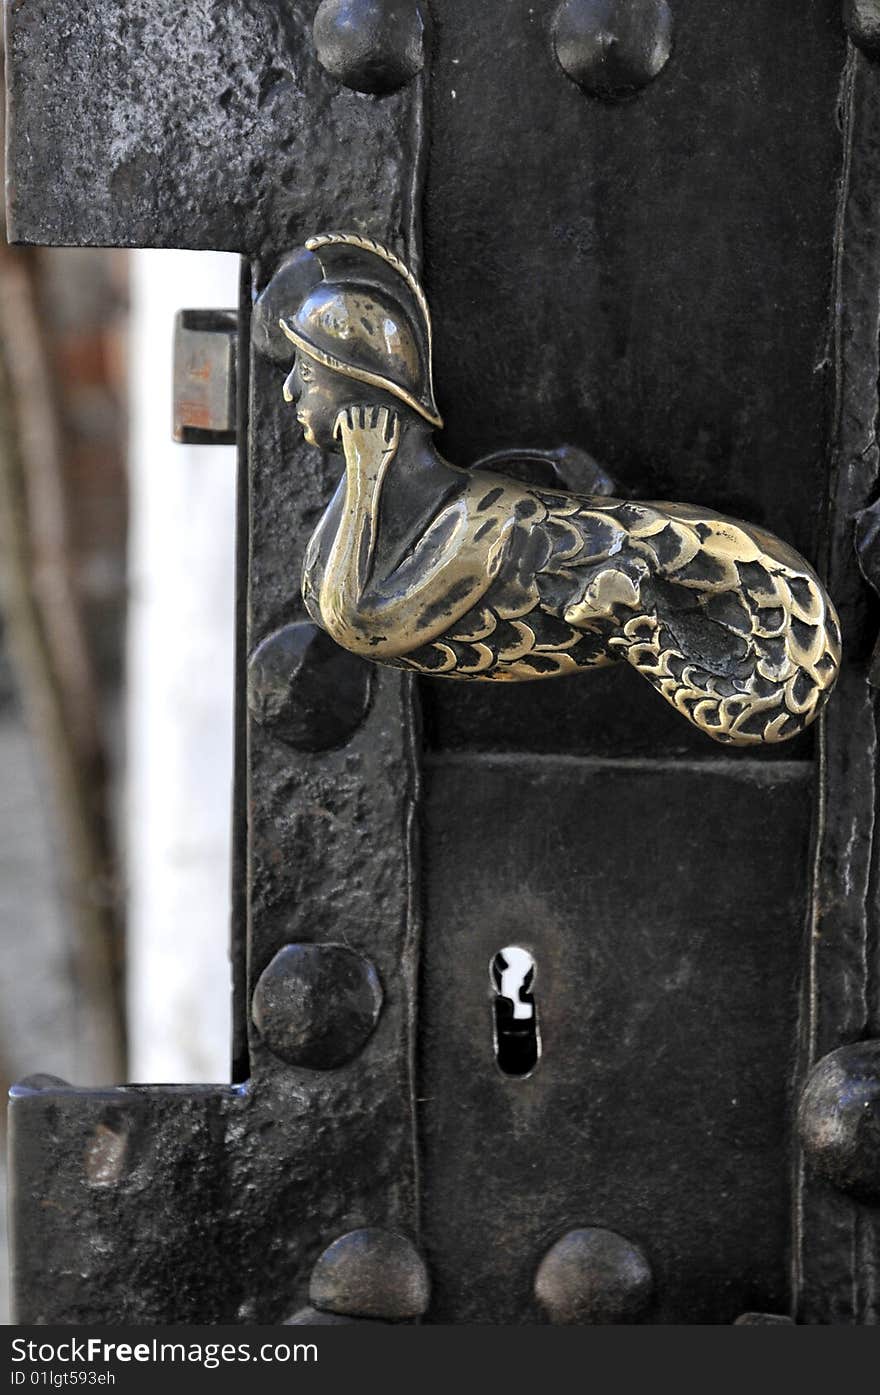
xmin=282 ymin=353 xmax=345 ymax=451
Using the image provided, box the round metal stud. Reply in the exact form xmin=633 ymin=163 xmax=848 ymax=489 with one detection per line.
xmin=551 ymin=0 xmax=673 ymax=100
xmin=534 ymin=1226 xmax=653 ymax=1324
xmin=309 ymin=1228 xmax=430 ymax=1320
xmin=248 ymin=622 xmax=373 ymax=753
xmin=843 ymin=1 xmax=880 ymax=59
xmin=252 ymin=943 xmax=382 ymax=1070
xmin=798 ymin=1039 xmax=880 ymax=1202
xmin=313 ymin=0 xmax=425 ymax=96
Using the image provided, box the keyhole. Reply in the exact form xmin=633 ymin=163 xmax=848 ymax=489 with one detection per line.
xmin=490 ymin=946 xmax=540 ymax=1077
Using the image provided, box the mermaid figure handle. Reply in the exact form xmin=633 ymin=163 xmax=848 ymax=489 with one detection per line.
xmin=257 ymin=232 xmax=841 ymax=746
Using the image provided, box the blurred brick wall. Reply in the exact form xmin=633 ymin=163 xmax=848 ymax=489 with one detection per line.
xmin=38 ymin=248 xmax=128 ymax=704
xmin=0 ymin=245 xmax=129 ymax=1321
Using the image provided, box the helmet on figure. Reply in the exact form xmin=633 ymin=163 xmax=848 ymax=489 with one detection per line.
xmin=279 ymin=232 xmax=442 ymax=428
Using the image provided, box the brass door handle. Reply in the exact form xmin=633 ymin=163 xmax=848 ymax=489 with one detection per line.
xmin=261 ymin=232 xmax=841 ymax=746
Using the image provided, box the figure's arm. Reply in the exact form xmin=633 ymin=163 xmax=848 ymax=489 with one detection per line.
xmin=318 ymin=408 xmax=517 ymax=659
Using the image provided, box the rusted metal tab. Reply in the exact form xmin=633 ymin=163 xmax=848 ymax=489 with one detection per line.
xmin=172 ymin=310 xmax=238 ymax=445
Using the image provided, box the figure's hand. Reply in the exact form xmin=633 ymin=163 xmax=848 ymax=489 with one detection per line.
xmin=334 ymin=405 xmax=401 ymax=479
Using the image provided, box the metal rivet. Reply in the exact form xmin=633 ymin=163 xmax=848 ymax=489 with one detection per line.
xmin=551 ymin=0 xmax=673 ymax=100
xmin=534 ymin=1227 xmax=653 ymax=1324
xmin=252 ymin=943 xmax=382 ymax=1070
xmin=313 ymin=0 xmax=425 ymax=96
xmin=309 ymin=1229 xmax=430 ymax=1320
xmin=247 ymin=622 xmax=373 ymax=752
xmin=842 ymin=1 xmax=880 ymax=59
xmin=172 ymin=309 xmax=238 ymax=444
xmin=797 ymin=1039 xmax=880 ymax=1202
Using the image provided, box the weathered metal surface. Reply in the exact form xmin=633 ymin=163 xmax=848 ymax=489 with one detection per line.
xmin=793 ymin=47 xmax=880 ymax=1325
xmin=9 ymin=1072 xmax=422 ymax=1324
xmin=10 ymin=1079 xmax=240 ymax=1323
xmin=8 ymin=0 xmax=426 ymax=1326
xmin=419 ymin=757 xmax=810 ymax=1323
xmin=172 ymin=309 xmax=238 ymax=444
xmin=3 ymin=1 xmax=418 ymax=256
xmin=244 ymin=243 xmax=423 ymax=1339
xmin=6 ymin=0 xmax=880 ymax=1327
xmin=416 ymin=0 xmax=874 ymax=1325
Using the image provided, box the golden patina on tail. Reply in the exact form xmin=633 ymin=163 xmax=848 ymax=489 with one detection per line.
xmin=284 ymin=233 xmax=840 ymax=746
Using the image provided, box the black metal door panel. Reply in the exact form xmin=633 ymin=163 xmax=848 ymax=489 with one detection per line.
xmin=420 ymin=758 xmax=808 ymax=1322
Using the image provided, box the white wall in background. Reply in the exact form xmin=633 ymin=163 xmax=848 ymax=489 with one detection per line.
xmin=127 ymin=250 xmax=239 ymax=1082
